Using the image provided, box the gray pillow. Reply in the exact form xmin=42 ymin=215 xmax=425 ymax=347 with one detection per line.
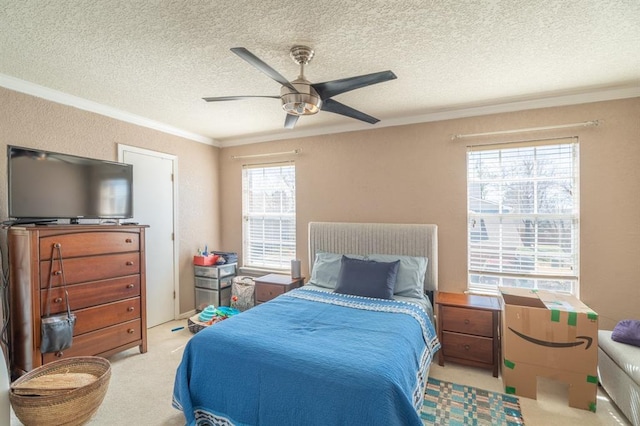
xmin=308 ymin=251 xmax=365 ymax=289
xmin=366 ymin=254 xmax=428 ymax=299
xmin=611 ymin=319 xmax=640 ymax=347
xmin=334 ymin=256 xmax=399 ymax=300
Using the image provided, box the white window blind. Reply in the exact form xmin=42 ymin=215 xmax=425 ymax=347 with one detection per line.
xmin=467 ymin=138 xmax=579 ymax=295
xmin=242 ymin=162 xmax=296 ymax=270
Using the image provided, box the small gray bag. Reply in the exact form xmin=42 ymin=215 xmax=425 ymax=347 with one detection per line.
xmin=41 ymin=243 xmax=76 ymax=354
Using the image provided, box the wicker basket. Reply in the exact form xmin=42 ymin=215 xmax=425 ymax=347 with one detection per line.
xmin=187 ymin=314 xmax=210 ymax=334
xmin=10 ymin=356 xmax=111 ymax=426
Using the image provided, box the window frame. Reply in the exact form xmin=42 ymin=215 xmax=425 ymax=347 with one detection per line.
xmin=466 ymin=137 xmax=580 ymax=296
xmin=241 ymin=161 xmax=296 ymax=272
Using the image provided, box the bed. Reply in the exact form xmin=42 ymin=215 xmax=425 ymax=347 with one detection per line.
xmin=173 ymin=222 xmax=441 ymax=426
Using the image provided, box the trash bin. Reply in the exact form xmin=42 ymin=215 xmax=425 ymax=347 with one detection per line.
xmin=231 ymin=276 xmax=255 ymax=311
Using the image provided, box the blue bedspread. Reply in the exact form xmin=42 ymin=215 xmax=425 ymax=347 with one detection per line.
xmin=173 ymin=287 xmax=440 ymax=426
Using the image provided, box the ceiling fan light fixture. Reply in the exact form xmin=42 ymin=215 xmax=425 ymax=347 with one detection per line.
xmin=281 ymin=93 xmax=321 ymax=115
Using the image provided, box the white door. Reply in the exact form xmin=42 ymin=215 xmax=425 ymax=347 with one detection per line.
xmin=118 ymin=145 xmax=177 ymax=327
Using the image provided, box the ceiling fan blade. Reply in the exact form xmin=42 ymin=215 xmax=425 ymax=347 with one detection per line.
xmin=202 ymin=95 xmax=279 ymax=102
xmin=231 ymin=47 xmax=298 ymax=93
xmin=312 ymin=70 xmax=397 ymax=100
xmin=284 ymin=114 xmax=299 ymax=129
xmin=321 ymin=99 xmax=380 ymax=124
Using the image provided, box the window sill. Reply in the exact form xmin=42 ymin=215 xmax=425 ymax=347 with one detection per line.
xmin=239 ymin=266 xmax=290 ymax=277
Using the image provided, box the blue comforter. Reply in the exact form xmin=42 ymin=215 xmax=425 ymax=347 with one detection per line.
xmin=173 ymin=287 xmax=440 ymax=426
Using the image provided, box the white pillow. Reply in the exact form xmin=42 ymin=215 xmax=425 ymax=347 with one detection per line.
xmin=365 ymin=254 xmax=428 ymax=299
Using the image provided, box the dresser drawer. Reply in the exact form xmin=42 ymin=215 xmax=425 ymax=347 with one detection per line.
xmin=255 ymin=283 xmax=286 ymax=302
xmin=440 ymin=305 xmax=494 ymax=337
xmin=194 ymin=275 xmax=233 ymax=290
xmin=72 ymin=298 xmax=141 ymax=335
xmin=194 ymin=264 xmax=236 ymax=278
xmin=41 ymin=275 xmax=141 ymax=314
xmin=195 ymin=287 xmax=231 ymax=310
xmin=42 ymin=319 xmax=142 ymax=363
xmin=40 ymin=252 xmax=141 ymax=287
xmin=40 ymin=231 xmax=140 ymax=259
xmin=442 ymin=331 xmax=494 ymax=364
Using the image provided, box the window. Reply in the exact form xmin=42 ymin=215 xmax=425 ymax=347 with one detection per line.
xmin=242 ymin=162 xmax=296 ymax=270
xmin=467 ymin=138 xmax=579 ymax=296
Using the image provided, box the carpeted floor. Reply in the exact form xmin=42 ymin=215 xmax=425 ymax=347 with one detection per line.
xmin=422 ymin=377 xmax=524 ymax=425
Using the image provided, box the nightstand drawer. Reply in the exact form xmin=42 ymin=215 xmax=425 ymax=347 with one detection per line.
xmin=442 ymin=331 xmax=493 ymax=364
xmin=255 ymin=283 xmax=285 ymax=302
xmin=440 ymin=305 xmax=494 ymax=337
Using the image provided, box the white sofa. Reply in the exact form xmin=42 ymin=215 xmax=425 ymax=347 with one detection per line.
xmin=598 ymin=330 xmax=640 ymax=426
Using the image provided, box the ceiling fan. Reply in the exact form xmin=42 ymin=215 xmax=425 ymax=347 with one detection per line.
xmin=203 ymin=45 xmax=397 ymax=129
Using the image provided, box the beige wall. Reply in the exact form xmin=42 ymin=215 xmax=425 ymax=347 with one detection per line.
xmin=3 ymin=86 xmax=637 ymax=328
xmin=220 ymin=97 xmax=640 ymax=330
xmin=0 ymin=87 xmax=221 ymax=314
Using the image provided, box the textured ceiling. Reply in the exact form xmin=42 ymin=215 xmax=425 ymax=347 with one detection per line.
xmin=1 ymin=1 xmax=639 ymax=146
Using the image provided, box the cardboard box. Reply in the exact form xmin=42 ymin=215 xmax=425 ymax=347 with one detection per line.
xmin=500 ymin=288 xmax=598 ymax=412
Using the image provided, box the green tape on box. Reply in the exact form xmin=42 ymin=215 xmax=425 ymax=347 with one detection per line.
xmin=504 ymin=359 xmax=515 ymax=370
xmin=587 ymin=375 xmax=598 ymax=384
xmin=505 ymin=386 xmax=516 ymax=395
xmin=589 ymin=402 xmax=597 ymax=412
xmin=568 ymin=311 xmax=577 ymax=326
xmin=551 ymin=309 xmax=560 ymax=322
xmin=588 ymin=312 xmax=598 ymax=320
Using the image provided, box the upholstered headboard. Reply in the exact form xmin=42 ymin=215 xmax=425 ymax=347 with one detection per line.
xmin=308 ymin=222 xmax=438 ymax=292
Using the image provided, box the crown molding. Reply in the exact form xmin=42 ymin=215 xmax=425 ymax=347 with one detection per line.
xmin=221 ymin=83 xmax=640 ymax=147
xmin=0 ymin=74 xmax=219 ymax=146
xmin=2 ymin=73 xmax=637 ymax=148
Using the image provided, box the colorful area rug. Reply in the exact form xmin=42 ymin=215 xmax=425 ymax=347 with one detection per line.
xmin=421 ymin=377 xmax=525 ymax=425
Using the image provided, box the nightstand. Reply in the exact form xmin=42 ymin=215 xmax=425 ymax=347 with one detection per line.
xmin=435 ymin=291 xmax=501 ymax=377
xmin=254 ymin=274 xmax=304 ymax=305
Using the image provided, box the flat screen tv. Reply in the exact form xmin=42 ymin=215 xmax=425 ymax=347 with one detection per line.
xmin=7 ymin=146 xmax=133 ymax=222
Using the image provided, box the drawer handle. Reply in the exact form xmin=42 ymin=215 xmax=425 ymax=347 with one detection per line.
xmin=55 ymin=351 xmax=63 ymax=358
xmin=126 ymin=261 xmax=134 ymax=266
xmin=54 ymin=297 xmax=63 ymax=303
xmin=126 ymin=284 xmax=135 ymax=289
xmin=127 ymin=328 xmax=135 ymax=334
xmin=464 ymin=319 xmax=470 ymax=325
xmin=127 ymin=307 xmax=135 ymax=312
xmin=464 ymin=344 xmax=470 ymax=351
xmin=53 ymin=270 xmax=62 ymax=276
xmin=125 ymin=238 xmax=133 ymax=243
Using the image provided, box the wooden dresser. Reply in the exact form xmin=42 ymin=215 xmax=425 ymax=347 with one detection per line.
xmin=436 ymin=291 xmax=501 ymax=377
xmin=9 ymin=225 xmax=148 ymax=378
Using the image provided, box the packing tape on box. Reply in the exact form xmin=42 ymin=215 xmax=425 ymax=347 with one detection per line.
xmin=551 ymin=309 xmax=560 ymax=322
xmin=589 ymin=402 xmax=597 ymax=413
xmin=505 ymin=386 xmax=516 ymax=395
xmin=568 ymin=311 xmax=577 ymax=326
xmin=586 ymin=375 xmax=598 ymax=384
xmin=504 ymin=359 xmax=516 ymax=370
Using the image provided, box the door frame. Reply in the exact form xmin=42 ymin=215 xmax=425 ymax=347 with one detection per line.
xmin=117 ymin=144 xmax=180 ymax=321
